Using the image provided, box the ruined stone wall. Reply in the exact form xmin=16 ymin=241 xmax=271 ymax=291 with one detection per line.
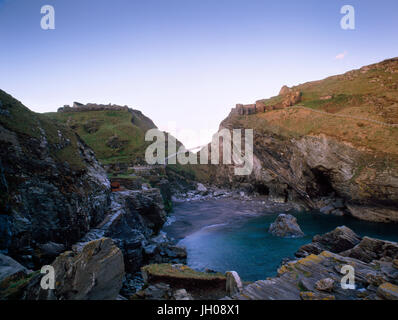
xmin=58 ymin=102 xmax=129 ymax=113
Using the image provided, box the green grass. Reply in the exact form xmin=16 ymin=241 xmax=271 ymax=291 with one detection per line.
xmin=142 ymin=264 xmax=225 ymax=280
xmin=0 ymin=89 xmax=86 ymax=170
xmin=45 ymin=109 xmax=155 ymax=165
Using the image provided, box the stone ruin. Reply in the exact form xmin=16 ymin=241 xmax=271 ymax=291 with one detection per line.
xmin=58 ymin=102 xmax=130 ymax=113
xmin=232 ymin=86 xmax=302 ymax=115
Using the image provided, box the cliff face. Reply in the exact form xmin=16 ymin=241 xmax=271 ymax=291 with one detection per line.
xmin=0 ymin=90 xmax=111 ymax=267
xmin=196 ymin=58 xmax=398 ymax=222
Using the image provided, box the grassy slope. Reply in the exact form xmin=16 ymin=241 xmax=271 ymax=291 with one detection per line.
xmin=0 ymin=90 xmax=86 ymax=170
xmin=193 ymin=58 xmax=398 ymax=183
xmin=239 ymin=58 xmax=398 ymax=157
xmin=46 ymin=107 xmax=199 ymax=181
xmin=46 ymin=109 xmax=156 ymax=165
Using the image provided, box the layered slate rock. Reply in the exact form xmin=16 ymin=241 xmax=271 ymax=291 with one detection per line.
xmin=295 ymin=226 xmax=361 ymax=257
xmin=196 ymin=58 xmax=398 ymax=223
xmin=232 ymin=250 xmax=398 ymax=300
xmin=1 ymin=238 xmax=124 ymax=300
xmin=377 ymin=282 xmax=398 ymax=300
xmin=50 ymin=238 xmax=124 ymax=300
xmin=231 ymin=226 xmax=398 ymax=300
xmin=341 ymin=236 xmax=398 ymax=263
xmin=268 ymin=214 xmax=304 ymax=238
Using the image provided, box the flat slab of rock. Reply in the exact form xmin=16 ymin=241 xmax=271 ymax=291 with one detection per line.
xmin=0 ymin=254 xmax=29 ymax=282
xmin=377 ymin=282 xmax=398 ymax=300
xmin=268 ymin=214 xmax=304 ymax=238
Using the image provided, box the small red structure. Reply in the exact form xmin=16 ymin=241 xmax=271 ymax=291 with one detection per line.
xmin=111 ymin=181 xmax=121 ymax=192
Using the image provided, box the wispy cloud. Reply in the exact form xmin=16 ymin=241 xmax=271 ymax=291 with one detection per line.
xmin=335 ymin=51 xmax=348 ymax=60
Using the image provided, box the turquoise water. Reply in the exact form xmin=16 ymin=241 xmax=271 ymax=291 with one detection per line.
xmin=177 ymin=210 xmax=398 ymax=281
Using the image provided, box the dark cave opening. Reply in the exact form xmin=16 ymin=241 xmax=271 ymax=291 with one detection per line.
xmin=254 ymin=183 xmax=270 ymax=196
xmin=310 ymin=167 xmax=336 ymax=197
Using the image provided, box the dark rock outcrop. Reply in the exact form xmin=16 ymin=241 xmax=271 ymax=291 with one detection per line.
xmin=75 ymin=190 xmax=185 ymax=274
xmin=295 ymin=226 xmax=361 ymax=257
xmin=0 ymin=90 xmax=111 ymax=268
xmin=341 ymin=236 xmax=398 ymax=263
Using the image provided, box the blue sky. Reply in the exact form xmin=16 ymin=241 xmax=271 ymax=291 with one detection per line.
xmin=0 ymin=0 xmax=397 ymax=147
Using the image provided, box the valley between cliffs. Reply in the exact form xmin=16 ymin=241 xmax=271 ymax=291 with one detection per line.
xmin=1 ymin=57 xmax=398 ymax=300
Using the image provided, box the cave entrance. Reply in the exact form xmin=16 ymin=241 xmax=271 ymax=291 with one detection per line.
xmin=254 ymin=183 xmax=270 ymax=196
xmin=311 ymin=167 xmax=336 ymax=196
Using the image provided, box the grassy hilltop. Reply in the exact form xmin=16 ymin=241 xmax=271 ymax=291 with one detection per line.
xmin=46 ymin=107 xmax=156 ymax=166
xmin=235 ymin=57 xmax=398 ymax=156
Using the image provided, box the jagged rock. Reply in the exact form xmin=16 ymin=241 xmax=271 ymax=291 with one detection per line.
xmin=366 ymin=273 xmax=387 ymax=286
xmin=36 ymin=242 xmax=65 ymax=265
xmin=226 ymin=271 xmax=243 ymax=296
xmin=320 ymin=205 xmax=334 ymax=214
xmin=330 ymin=209 xmax=344 ymax=216
xmin=341 ymin=237 xmax=398 ymax=263
xmin=295 ymin=226 xmax=361 ymax=257
xmin=51 ymin=238 xmax=124 ymax=300
xmin=0 ymin=254 xmax=29 ymax=282
xmin=197 ymin=183 xmax=207 ymax=193
xmin=393 ymin=259 xmax=398 ymax=269
xmin=268 ymin=214 xmax=304 ymax=238
xmin=124 ymin=189 xmax=167 ymax=233
xmin=0 ymin=91 xmax=111 ymax=267
xmin=133 ymin=283 xmax=172 ymax=300
xmin=279 ymin=85 xmax=291 ymax=96
xmin=377 ymin=282 xmax=398 ymax=300
xmin=315 ymin=278 xmax=335 ymax=292
xmin=173 ymin=289 xmax=193 ymax=300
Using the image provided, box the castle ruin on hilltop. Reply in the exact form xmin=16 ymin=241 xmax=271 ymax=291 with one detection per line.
xmin=58 ymin=102 xmax=130 ymax=113
xmin=232 ymin=85 xmax=302 ymax=115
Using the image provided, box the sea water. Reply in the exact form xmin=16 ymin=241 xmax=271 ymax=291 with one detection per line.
xmin=168 ymin=204 xmax=398 ymax=281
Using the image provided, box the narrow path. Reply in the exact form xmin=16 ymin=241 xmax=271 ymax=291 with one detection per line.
xmin=292 ymin=105 xmax=398 ymax=128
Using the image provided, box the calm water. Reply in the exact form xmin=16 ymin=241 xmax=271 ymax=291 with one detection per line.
xmin=165 ymin=200 xmax=398 ymax=281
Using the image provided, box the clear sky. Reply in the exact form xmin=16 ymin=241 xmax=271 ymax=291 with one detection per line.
xmin=1 ymin=0 xmax=397 ymax=148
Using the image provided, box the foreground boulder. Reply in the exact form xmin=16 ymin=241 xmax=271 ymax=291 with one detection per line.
xmin=0 ymin=238 xmax=124 ymax=300
xmin=50 ymin=238 xmax=124 ymax=300
xmin=296 ymin=226 xmax=361 ymax=257
xmin=268 ymin=214 xmax=304 ymax=238
xmin=0 ymin=254 xmax=30 ymax=282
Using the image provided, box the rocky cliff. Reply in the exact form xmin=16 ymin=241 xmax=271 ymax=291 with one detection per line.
xmin=0 ymin=90 xmax=111 ymax=268
xmin=195 ymin=58 xmax=398 ymax=222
